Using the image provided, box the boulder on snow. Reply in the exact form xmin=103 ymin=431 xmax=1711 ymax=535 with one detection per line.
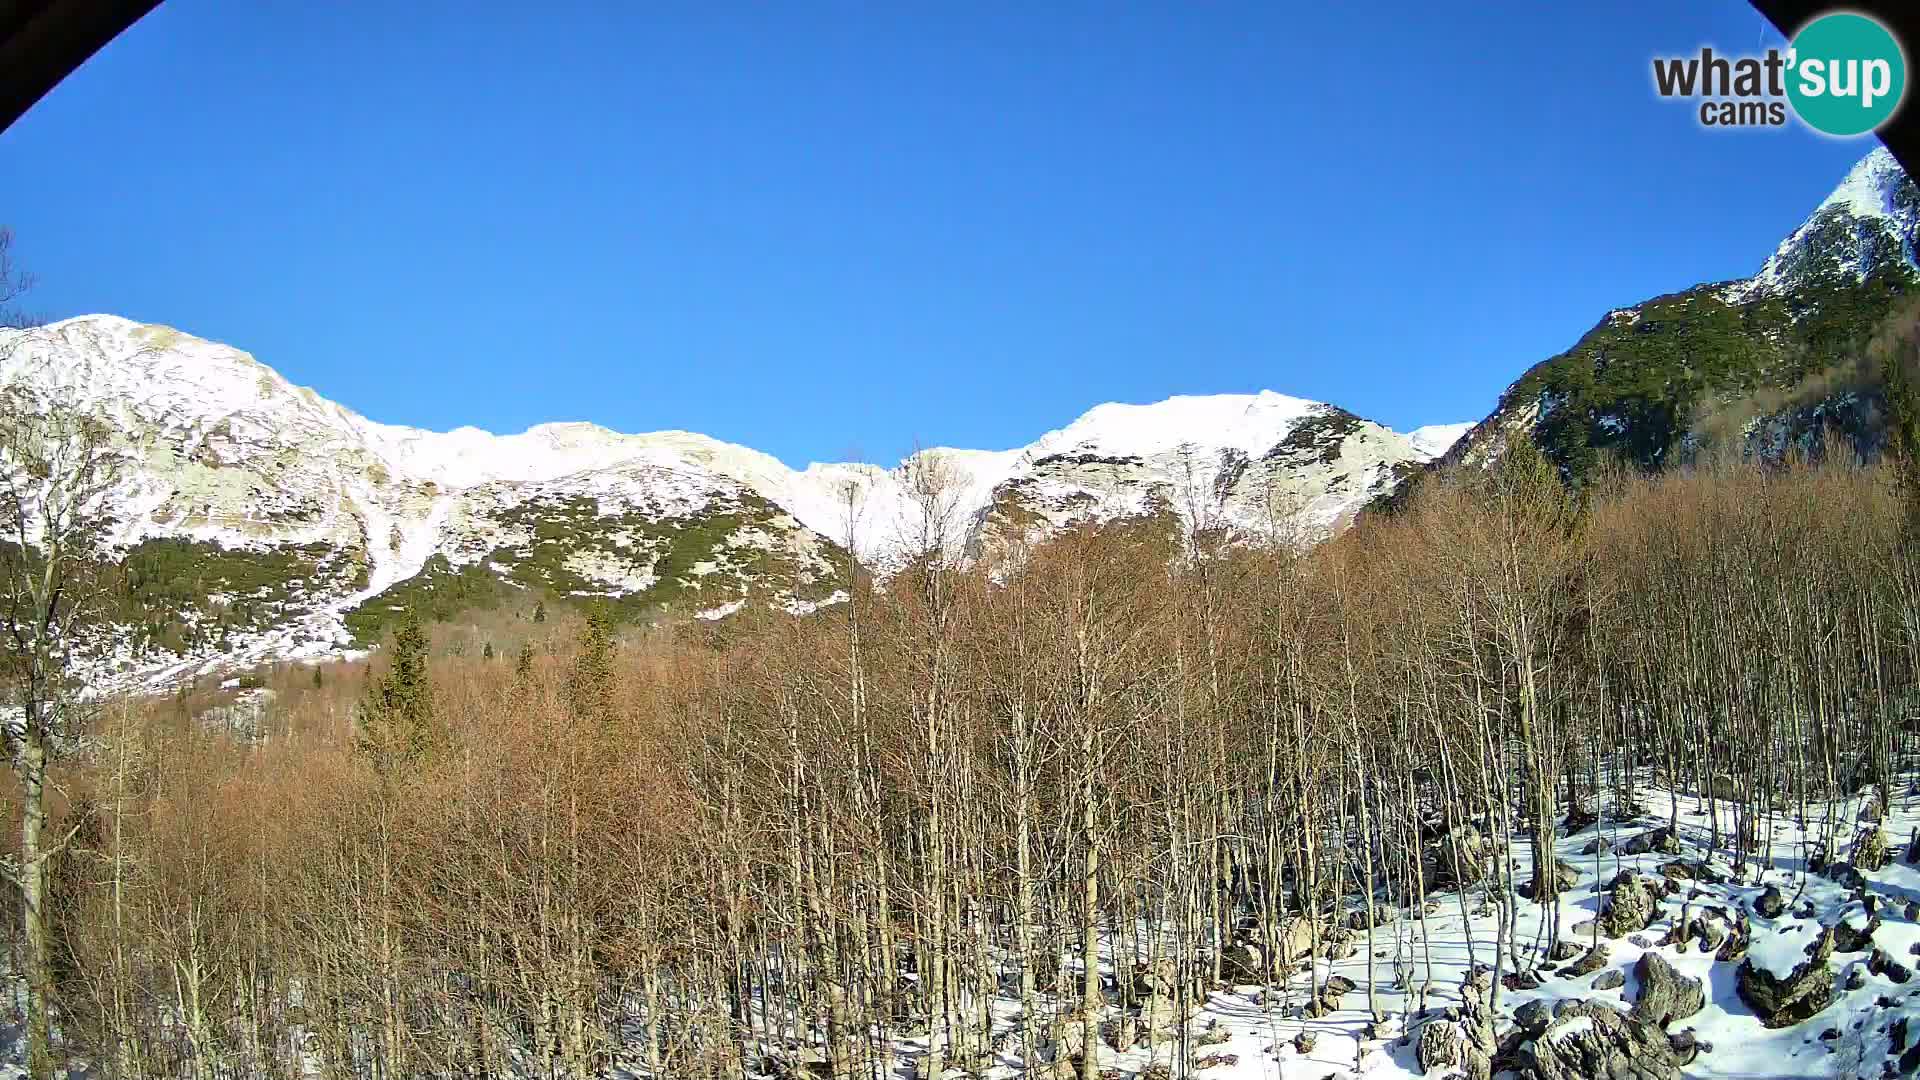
xmin=1415 ymin=1019 xmax=1458 ymax=1071
xmin=1428 ymin=823 xmax=1492 ymax=889
xmin=1266 ymin=916 xmax=1318 ymax=966
xmin=1715 ymin=911 xmax=1751 ymax=963
xmin=1223 ymin=915 xmax=1319 ymax=982
xmin=1131 ymin=958 xmax=1177 ymax=998
xmin=1563 ymin=945 xmax=1609 ymax=978
xmin=1619 ymin=827 xmax=1682 ymax=857
xmin=1593 ymin=970 xmax=1625 ymax=991
xmin=1514 ymin=999 xmax=1553 ymax=1037
xmin=1139 ymin=989 xmax=1195 ymax=1041
xmin=1219 ymin=940 xmax=1265 ymax=983
xmin=1515 ymin=1000 xmax=1681 ymax=1080
xmin=1599 ymin=873 xmax=1657 ymax=938
xmin=1869 ymin=946 xmax=1913 ymax=984
xmin=1854 ymin=826 xmax=1890 ymax=871
xmin=1754 ymin=884 xmax=1785 ymax=919
xmin=1666 ymin=1027 xmax=1703 ymax=1066
xmin=1312 ymin=973 xmax=1356 ymax=1014
xmin=1694 ymin=916 xmax=1727 ymax=953
xmin=1656 ymin=860 xmax=1693 ymax=885
xmin=1415 ymin=1018 xmax=1489 ymax=1080
xmin=1317 ymin=926 xmax=1358 ymax=961
xmin=1565 ymin=799 xmax=1598 ymax=834
xmin=1736 ymin=925 xmax=1835 ymax=1028
xmin=1416 ymin=971 xmax=1500 ymax=1079
xmin=1629 ymin=953 xmax=1704 ymax=1029
xmin=1524 ymin=859 xmax=1581 ymax=900
xmin=1822 ymin=860 xmax=1867 ymax=893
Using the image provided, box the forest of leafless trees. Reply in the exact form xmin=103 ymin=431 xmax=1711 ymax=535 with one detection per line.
xmin=1 ymin=412 xmax=1917 ymax=1080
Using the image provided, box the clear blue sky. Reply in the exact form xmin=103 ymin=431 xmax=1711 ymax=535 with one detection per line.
xmin=0 ymin=1 xmax=1886 ymax=467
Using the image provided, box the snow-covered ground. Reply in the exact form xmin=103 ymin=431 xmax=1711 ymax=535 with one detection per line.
xmin=796 ymin=780 xmax=1920 ymax=1080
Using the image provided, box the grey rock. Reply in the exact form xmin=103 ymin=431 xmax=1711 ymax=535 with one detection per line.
xmin=1736 ymin=925 xmax=1835 ymax=1027
xmin=1630 ymin=952 xmax=1705 ymax=1029
xmin=1429 ymin=824 xmax=1491 ymax=890
xmin=1857 ymin=827 xmax=1891 ymax=871
xmin=1564 ymin=945 xmax=1609 ymax=978
xmin=1835 ymin=908 xmax=1881 ymax=953
xmin=1600 ymin=873 xmax=1656 ymax=938
xmin=1514 ymin=999 xmax=1553 ymax=1036
xmin=1824 ymin=860 xmax=1867 ymax=892
xmin=1414 ymin=1021 xmax=1460 ymax=1074
xmin=1525 ymin=860 xmax=1581 ymax=900
xmin=1667 ymin=1028 xmax=1701 ymax=1065
xmin=1620 ymin=827 xmax=1682 ymax=857
xmin=1516 ymin=1001 xmax=1681 ymax=1080
xmin=1594 ymin=970 xmax=1626 ymax=991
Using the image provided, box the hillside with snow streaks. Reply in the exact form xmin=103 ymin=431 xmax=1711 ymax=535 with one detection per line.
xmin=1443 ymin=146 xmax=1920 ymax=477
xmin=0 ymin=315 xmax=1458 ymax=681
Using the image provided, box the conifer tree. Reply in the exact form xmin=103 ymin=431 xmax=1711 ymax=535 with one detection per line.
xmin=568 ymin=605 xmax=615 ymax=725
xmin=355 ymin=612 xmax=439 ymax=773
xmin=482 ymin=641 xmax=494 ymax=661
xmin=516 ymin=640 xmax=535 ymax=682
xmin=533 ymin=599 xmax=548 ymax=623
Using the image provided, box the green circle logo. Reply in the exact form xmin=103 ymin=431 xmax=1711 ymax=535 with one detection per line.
xmin=1786 ymin=12 xmax=1906 ymax=136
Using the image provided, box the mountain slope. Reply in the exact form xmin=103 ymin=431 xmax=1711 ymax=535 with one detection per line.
xmin=1443 ymin=147 xmax=1920 ymax=479
xmin=0 ymin=315 xmax=1458 ymax=683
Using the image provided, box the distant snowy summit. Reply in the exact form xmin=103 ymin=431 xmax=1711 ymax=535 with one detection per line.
xmin=1729 ymin=145 xmax=1919 ymax=303
xmin=0 ymin=313 xmax=1463 ymax=682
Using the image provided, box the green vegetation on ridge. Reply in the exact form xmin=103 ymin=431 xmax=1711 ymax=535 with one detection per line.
xmin=344 ymin=492 xmax=847 ymax=645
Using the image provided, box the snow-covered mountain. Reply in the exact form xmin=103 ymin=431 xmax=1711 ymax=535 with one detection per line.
xmin=1443 ymin=146 xmax=1920 ymax=476
xmin=1728 ymin=146 xmax=1920 ymax=303
xmin=0 ymin=314 xmax=1461 ymax=682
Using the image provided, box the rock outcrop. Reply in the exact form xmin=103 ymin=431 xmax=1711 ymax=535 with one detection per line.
xmin=1737 ymin=925 xmax=1836 ymax=1028
xmin=1629 ymin=953 xmax=1704 ymax=1029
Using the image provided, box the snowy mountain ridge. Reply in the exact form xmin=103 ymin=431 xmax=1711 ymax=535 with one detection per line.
xmin=0 ymin=314 xmax=1462 ymax=682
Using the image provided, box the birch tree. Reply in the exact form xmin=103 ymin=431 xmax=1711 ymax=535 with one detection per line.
xmin=0 ymin=386 xmax=123 ymax=1080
